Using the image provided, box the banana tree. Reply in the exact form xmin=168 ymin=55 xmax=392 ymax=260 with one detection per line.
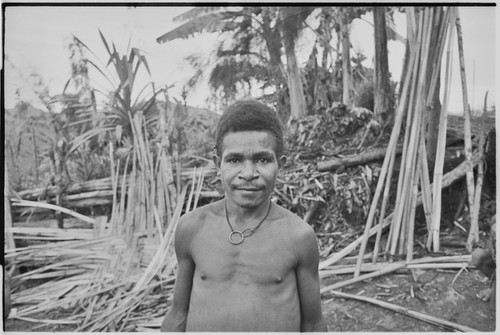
xmin=157 ymin=6 xmax=314 ymax=119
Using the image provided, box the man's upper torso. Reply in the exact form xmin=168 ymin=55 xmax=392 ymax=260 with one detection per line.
xmin=178 ymin=199 xmax=312 ymax=332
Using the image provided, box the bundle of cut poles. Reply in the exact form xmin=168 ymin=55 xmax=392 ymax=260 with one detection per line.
xmin=350 ymin=6 xmax=481 ymax=277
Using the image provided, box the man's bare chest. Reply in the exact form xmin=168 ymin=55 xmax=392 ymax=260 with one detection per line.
xmin=190 ymin=222 xmax=297 ymax=285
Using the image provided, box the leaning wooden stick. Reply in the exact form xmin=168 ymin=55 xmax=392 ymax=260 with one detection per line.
xmin=467 ymin=92 xmax=488 ymax=249
xmin=327 ymin=290 xmax=478 ymax=332
xmin=455 ymin=10 xmax=477 ymax=251
xmin=320 ymin=263 xmax=405 ymax=293
xmin=11 ymin=199 xmax=95 ymax=224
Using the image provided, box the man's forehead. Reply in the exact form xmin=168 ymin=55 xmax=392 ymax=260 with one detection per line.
xmin=221 ymin=131 xmax=277 ymax=153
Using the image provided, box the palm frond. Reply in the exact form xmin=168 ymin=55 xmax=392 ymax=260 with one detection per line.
xmin=98 ymin=30 xmax=112 ymax=56
xmin=156 ymin=12 xmax=240 ymax=43
xmin=69 ymin=126 xmax=114 ymax=155
xmin=172 ymin=7 xmax=226 ymax=22
xmin=85 ymin=59 xmax=116 ymax=88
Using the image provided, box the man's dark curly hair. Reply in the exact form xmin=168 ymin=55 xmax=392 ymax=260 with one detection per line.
xmin=215 ymin=99 xmax=284 ymax=158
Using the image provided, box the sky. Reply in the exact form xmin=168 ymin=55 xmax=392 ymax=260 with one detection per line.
xmin=2 ymin=4 xmax=497 ymax=114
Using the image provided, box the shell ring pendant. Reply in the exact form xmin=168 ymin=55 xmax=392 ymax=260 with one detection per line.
xmin=228 ymin=229 xmax=254 ymax=245
xmin=224 ymin=199 xmax=272 ymax=245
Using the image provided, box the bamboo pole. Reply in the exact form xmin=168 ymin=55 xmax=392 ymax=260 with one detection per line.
xmin=125 ymin=143 xmax=137 ymax=237
xmin=406 ymin=183 xmax=418 ymax=261
xmin=456 ymin=11 xmax=478 ymax=251
xmin=5 ymin=167 xmax=16 ymax=250
xmin=430 ymin=7 xmax=457 ymax=252
xmin=321 ymin=263 xmax=405 ymax=293
xmin=185 ymin=167 xmax=197 ymax=213
xmin=11 ymin=316 xmax=79 ymax=325
xmin=419 ymin=134 xmax=434 ymax=249
xmin=193 ymin=168 xmax=205 ymax=210
xmin=320 ymin=260 xmax=470 ymax=276
xmin=11 ymin=199 xmax=95 ymax=224
xmin=116 ymin=152 xmax=130 ymax=235
xmin=372 ymin=147 xmax=396 ymax=263
xmin=467 ymin=92 xmax=488 ymax=248
xmin=426 ymin=8 xmax=450 ymax=105
xmin=109 ymin=141 xmax=117 ymax=230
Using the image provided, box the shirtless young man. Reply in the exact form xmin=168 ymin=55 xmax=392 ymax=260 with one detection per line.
xmin=161 ymin=100 xmax=327 ymax=332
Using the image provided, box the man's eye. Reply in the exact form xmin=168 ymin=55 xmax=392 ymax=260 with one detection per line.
xmin=257 ymin=158 xmax=270 ymax=164
xmin=228 ymin=158 xmax=240 ymax=164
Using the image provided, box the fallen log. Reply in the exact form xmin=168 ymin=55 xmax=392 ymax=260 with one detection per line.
xmin=13 ymin=167 xmax=217 ymax=201
xmin=317 ymin=146 xmax=404 ymax=172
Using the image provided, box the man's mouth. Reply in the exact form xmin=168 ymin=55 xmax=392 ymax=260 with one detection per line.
xmin=235 ymin=187 xmax=261 ymax=192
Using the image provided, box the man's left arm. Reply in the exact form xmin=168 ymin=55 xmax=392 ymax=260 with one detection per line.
xmin=295 ymin=224 xmax=328 ymax=332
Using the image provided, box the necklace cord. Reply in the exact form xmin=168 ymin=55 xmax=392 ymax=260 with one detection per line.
xmin=225 ymin=199 xmax=272 ymax=245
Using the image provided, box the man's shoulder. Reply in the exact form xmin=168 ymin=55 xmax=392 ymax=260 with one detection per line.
xmin=273 ymin=203 xmax=319 ymax=260
xmin=274 ymin=203 xmax=314 ymax=235
xmin=175 ymin=200 xmax=223 ymax=245
xmin=178 ymin=199 xmax=223 ymax=228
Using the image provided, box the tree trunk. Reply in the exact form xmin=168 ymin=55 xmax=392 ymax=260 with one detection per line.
xmin=280 ymin=9 xmax=307 ymax=119
xmin=340 ymin=8 xmax=352 ymax=106
xmin=373 ymin=7 xmax=391 ymax=121
xmin=262 ymin=8 xmax=285 ymax=73
xmin=318 ymin=145 xmax=404 ymax=172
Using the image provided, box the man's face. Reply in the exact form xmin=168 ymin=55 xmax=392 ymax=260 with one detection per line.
xmin=215 ymin=131 xmax=285 ymax=209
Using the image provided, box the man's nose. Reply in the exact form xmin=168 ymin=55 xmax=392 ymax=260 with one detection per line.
xmin=239 ymin=161 xmax=258 ymax=180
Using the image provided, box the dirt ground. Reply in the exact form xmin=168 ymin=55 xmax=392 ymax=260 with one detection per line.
xmin=321 ymin=267 xmax=496 ymax=332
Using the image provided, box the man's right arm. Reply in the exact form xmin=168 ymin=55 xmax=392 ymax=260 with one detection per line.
xmin=161 ymin=219 xmax=195 ymax=332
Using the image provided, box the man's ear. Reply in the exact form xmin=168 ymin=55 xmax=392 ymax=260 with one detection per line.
xmin=278 ymin=155 xmax=287 ymax=170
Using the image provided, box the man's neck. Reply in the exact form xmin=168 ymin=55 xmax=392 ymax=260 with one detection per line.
xmin=225 ymin=198 xmax=271 ymax=228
